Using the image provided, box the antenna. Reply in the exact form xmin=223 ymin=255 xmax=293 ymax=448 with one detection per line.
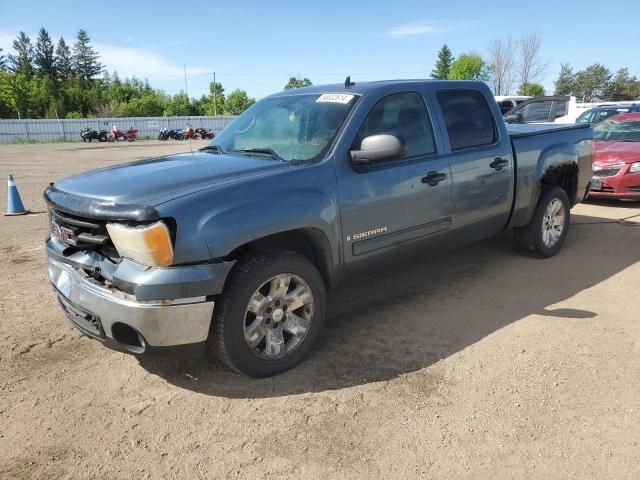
xmin=344 ymin=76 xmax=355 ymax=87
xmin=184 ymin=64 xmax=193 ymax=154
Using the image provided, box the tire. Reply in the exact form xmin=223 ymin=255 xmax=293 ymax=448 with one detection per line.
xmin=84 ymin=137 xmax=91 ymax=143
xmin=514 ymin=186 xmax=570 ymax=258
xmin=99 ymin=134 xmax=107 ymax=142
xmin=209 ymin=249 xmax=326 ymax=377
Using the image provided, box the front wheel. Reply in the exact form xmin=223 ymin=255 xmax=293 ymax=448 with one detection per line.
xmin=99 ymin=134 xmax=107 ymax=142
xmin=209 ymin=250 xmax=326 ymax=377
xmin=514 ymin=186 xmax=570 ymax=258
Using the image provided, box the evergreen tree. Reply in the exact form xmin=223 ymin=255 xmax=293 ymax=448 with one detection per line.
xmin=35 ymin=28 xmax=56 ymax=77
xmin=55 ymin=37 xmax=73 ymax=79
xmin=7 ymin=32 xmax=34 ymax=78
xmin=431 ymin=44 xmax=453 ymax=80
xmin=573 ymin=63 xmax=611 ymax=102
xmin=0 ymin=48 xmax=6 ymax=71
xmin=604 ymin=68 xmax=640 ymax=101
xmin=553 ymin=63 xmax=575 ymax=95
xmin=72 ymin=29 xmax=102 ymax=81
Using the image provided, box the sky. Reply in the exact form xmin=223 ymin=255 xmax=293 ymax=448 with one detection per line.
xmin=1 ymin=0 xmax=639 ymax=100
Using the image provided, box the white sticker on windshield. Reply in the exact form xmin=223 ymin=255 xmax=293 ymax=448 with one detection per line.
xmin=316 ymin=93 xmax=354 ymax=104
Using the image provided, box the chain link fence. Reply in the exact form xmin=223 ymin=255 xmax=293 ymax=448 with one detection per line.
xmin=0 ymin=116 xmax=237 ymax=143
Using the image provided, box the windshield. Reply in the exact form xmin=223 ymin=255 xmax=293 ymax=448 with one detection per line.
xmin=593 ymin=119 xmax=640 ymax=142
xmin=208 ymin=93 xmax=358 ymax=162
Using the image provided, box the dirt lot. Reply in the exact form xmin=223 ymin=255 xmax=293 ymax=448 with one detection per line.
xmin=1 ymin=142 xmax=639 ymax=479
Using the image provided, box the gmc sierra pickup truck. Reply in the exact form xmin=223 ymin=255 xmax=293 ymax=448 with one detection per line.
xmin=44 ymin=80 xmax=593 ymax=377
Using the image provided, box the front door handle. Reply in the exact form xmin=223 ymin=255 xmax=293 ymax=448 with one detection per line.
xmin=490 ymin=157 xmax=509 ymax=171
xmin=421 ymin=171 xmax=447 ymax=186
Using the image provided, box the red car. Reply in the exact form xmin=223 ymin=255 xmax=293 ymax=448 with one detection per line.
xmin=589 ymin=112 xmax=640 ymax=199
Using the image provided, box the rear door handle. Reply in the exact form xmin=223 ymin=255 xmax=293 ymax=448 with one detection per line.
xmin=490 ymin=157 xmax=509 ymax=171
xmin=421 ymin=171 xmax=447 ymax=186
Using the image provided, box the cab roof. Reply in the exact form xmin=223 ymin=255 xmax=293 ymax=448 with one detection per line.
xmin=267 ymin=79 xmax=488 ymax=98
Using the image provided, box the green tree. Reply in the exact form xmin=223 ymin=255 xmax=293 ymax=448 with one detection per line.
xmin=206 ymin=81 xmax=225 ymax=115
xmin=0 ymin=72 xmax=32 ymax=117
xmin=118 ymin=92 xmax=166 ymax=116
xmin=224 ymin=89 xmax=255 ymax=115
xmin=519 ymin=82 xmax=544 ymax=96
xmin=284 ymin=76 xmax=312 ymax=90
xmin=448 ymin=53 xmax=488 ymax=81
xmin=431 ymin=44 xmax=454 ymax=79
xmin=0 ymin=48 xmax=6 ymax=71
xmin=604 ymin=68 xmax=640 ymax=101
xmin=164 ymin=91 xmax=198 ymax=116
xmin=55 ymin=37 xmax=73 ymax=80
xmin=35 ymin=28 xmax=56 ymax=77
xmin=29 ymin=75 xmax=58 ymax=117
xmin=7 ymin=32 xmax=34 ymax=78
xmin=573 ymin=63 xmax=611 ymax=102
xmin=553 ymin=63 xmax=575 ymax=95
xmin=72 ymin=29 xmax=102 ymax=81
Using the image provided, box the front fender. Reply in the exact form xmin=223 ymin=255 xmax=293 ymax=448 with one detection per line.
xmin=199 ymin=188 xmax=339 ymax=262
xmin=155 ymin=162 xmax=341 ymax=269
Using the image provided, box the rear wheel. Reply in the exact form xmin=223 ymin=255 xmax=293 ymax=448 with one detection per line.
xmin=209 ymin=250 xmax=326 ymax=377
xmin=99 ymin=134 xmax=107 ymax=142
xmin=514 ymin=186 xmax=570 ymax=258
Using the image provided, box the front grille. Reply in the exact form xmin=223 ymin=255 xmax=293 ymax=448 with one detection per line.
xmin=49 ymin=208 xmax=119 ymax=259
xmin=593 ymin=168 xmax=620 ymax=177
xmin=628 ymin=186 xmax=640 ymax=192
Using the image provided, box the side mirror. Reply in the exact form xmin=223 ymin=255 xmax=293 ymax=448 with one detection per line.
xmin=504 ymin=112 xmax=524 ymax=124
xmin=350 ymin=134 xmax=405 ymax=170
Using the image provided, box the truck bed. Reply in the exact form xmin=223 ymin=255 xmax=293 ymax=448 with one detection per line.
xmin=507 ymin=122 xmax=593 ymax=229
xmin=507 ymin=122 xmax=591 ymax=138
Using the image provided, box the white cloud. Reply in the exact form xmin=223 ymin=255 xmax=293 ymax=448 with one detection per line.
xmin=0 ymin=28 xmax=207 ymax=80
xmin=95 ymin=43 xmax=209 ymax=79
xmin=385 ymin=21 xmax=457 ymax=38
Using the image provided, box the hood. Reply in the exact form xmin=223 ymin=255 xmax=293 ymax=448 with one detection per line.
xmin=594 ymin=141 xmax=640 ymax=165
xmin=52 ymin=151 xmax=290 ymax=207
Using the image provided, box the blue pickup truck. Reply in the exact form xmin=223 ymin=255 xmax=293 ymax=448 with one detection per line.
xmin=44 ymin=80 xmax=592 ymax=377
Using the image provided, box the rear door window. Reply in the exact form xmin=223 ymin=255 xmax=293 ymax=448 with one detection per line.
xmin=436 ymin=89 xmax=497 ymax=151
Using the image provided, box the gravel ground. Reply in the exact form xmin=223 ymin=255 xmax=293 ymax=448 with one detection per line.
xmin=1 ymin=142 xmax=639 ymax=479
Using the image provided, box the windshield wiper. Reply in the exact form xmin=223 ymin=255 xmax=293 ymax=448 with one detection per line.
xmin=229 ymin=148 xmax=284 ymax=161
xmin=200 ymin=144 xmax=225 ymax=153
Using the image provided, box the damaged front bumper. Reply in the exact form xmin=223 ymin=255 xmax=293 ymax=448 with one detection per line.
xmin=45 ymin=236 xmax=234 ymax=357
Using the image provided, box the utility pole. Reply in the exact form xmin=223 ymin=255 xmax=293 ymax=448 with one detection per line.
xmin=213 ymin=71 xmax=217 ymax=116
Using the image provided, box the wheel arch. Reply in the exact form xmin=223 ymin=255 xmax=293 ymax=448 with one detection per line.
xmin=537 ymin=143 xmax=580 ymax=205
xmin=224 ymin=228 xmax=335 ymax=288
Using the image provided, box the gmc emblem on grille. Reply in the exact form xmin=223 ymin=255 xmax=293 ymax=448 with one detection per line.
xmin=51 ymin=220 xmax=77 ymax=246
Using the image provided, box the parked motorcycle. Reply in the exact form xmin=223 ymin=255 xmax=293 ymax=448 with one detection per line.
xmin=108 ymin=126 xmax=138 ymax=142
xmin=182 ymin=125 xmax=197 ymax=140
xmin=80 ymin=127 xmax=108 ymax=143
xmin=195 ymin=127 xmax=215 ymax=140
xmin=158 ymin=128 xmax=183 ymax=141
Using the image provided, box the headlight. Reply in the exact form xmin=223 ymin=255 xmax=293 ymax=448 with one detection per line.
xmin=106 ymin=221 xmax=173 ymax=267
xmin=629 ymin=162 xmax=640 ymax=173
